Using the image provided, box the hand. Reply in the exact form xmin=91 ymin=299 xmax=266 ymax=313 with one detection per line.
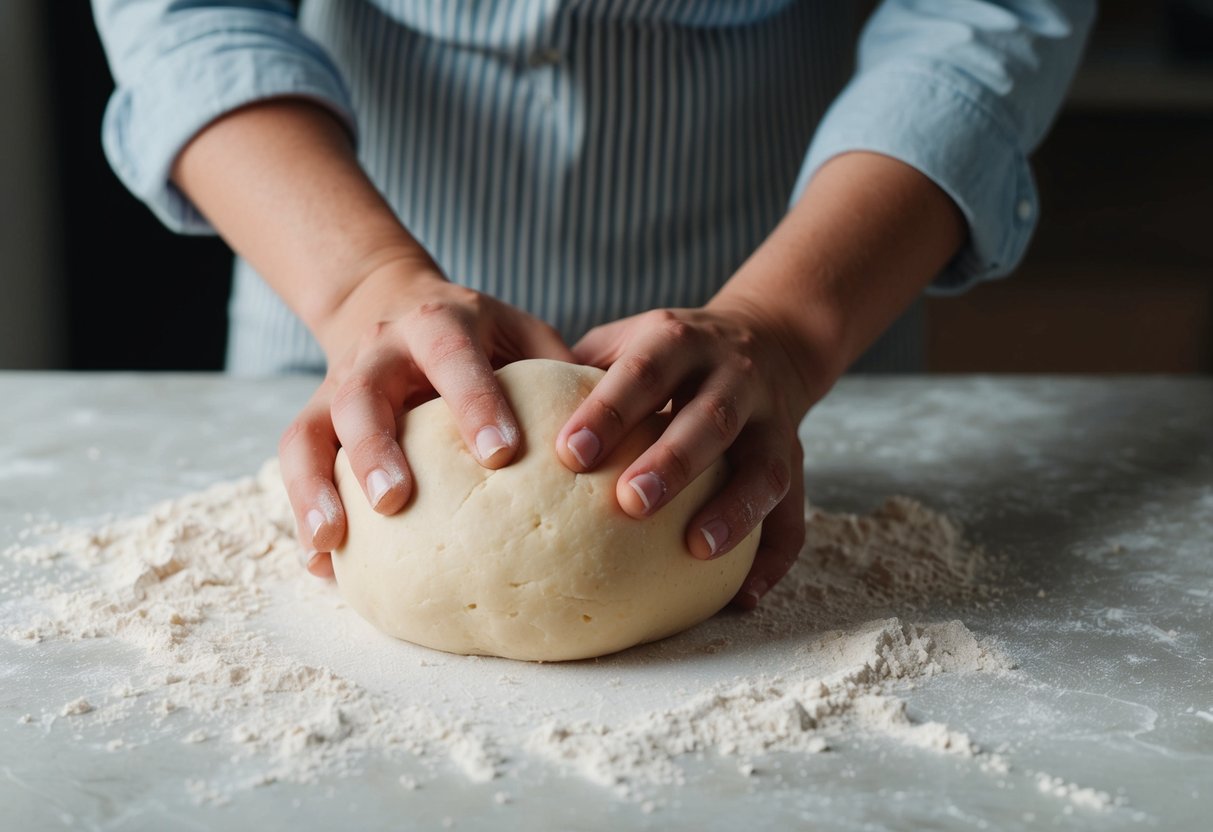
xmin=166 ymin=100 xmax=573 ymax=575
xmin=280 ymin=261 xmax=574 ymax=577
xmin=555 ymin=301 xmax=834 ymax=609
xmin=550 ymin=151 xmax=968 ymax=608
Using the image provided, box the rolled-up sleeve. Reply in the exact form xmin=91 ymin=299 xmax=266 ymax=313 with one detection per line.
xmin=794 ymin=0 xmax=1095 ymax=293
xmin=92 ymin=0 xmax=357 ymax=234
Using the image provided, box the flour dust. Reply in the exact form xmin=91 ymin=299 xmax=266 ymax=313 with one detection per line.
xmin=1 ymin=461 xmax=1111 ymax=811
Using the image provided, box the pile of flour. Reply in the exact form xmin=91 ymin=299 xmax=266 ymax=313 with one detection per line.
xmin=2 ymin=460 xmax=1106 ymax=809
xmin=529 ymin=618 xmax=1005 ymax=796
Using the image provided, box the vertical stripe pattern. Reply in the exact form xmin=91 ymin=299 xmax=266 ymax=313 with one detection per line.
xmin=227 ymin=0 xmax=855 ymax=375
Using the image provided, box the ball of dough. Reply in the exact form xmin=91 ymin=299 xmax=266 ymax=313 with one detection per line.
xmin=332 ymin=359 xmax=760 ymax=662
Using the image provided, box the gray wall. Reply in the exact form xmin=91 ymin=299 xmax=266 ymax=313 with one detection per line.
xmin=0 ymin=1 xmax=64 ymax=369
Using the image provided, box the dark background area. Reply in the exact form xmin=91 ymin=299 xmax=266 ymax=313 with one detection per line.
xmin=12 ymin=2 xmax=1213 ymax=373
xmin=50 ymin=7 xmax=233 ymax=370
xmin=926 ymin=2 xmax=1213 ymax=372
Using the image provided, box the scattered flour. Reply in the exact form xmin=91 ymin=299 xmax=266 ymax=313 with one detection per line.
xmin=0 ymin=460 xmax=1108 ymax=811
xmin=1035 ymin=773 xmax=1116 ymax=811
xmin=770 ymin=497 xmax=1001 ymax=627
xmin=527 ymin=618 xmax=1005 ymax=797
xmin=60 ymin=697 xmax=94 ymax=717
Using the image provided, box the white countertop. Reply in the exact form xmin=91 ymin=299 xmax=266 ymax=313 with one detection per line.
xmin=2 ymin=373 xmax=1211 ymax=830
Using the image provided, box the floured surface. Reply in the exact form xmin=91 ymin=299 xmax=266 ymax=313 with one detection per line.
xmin=4 ymin=462 xmax=1019 ymax=806
xmin=2 ymin=374 xmax=1211 ymax=830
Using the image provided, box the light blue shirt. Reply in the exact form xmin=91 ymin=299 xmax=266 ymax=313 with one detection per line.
xmin=92 ymin=0 xmax=1094 ymax=375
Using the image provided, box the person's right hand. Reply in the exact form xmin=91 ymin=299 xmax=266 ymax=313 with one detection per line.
xmin=163 ymin=99 xmax=573 ymax=576
xmin=280 ymin=259 xmax=574 ymax=578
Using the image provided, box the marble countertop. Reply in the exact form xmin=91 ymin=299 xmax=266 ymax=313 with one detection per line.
xmin=1 ymin=373 xmax=1210 ymax=830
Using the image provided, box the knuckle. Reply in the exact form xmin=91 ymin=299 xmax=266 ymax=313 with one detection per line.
xmin=329 ymin=374 xmax=377 ymax=415
xmin=732 ymin=352 xmax=757 ymax=377
xmin=733 ymin=497 xmax=759 ymax=531
xmin=457 ymin=386 xmax=502 ymax=421
xmin=450 ymin=285 xmax=482 ymax=306
xmin=277 ymin=418 xmax=312 ymax=455
xmin=657 ymin=442 xmax=693 ymax=486
xmin=284 ymin=474 xmax=319 ymax=518
xmin=348 ymin=430 xmax=394 ymax=463
xmin=363 ymin=320 xmax=391 ymax=342
xmin=416 ymin=287 xmax=482 ymax=318
xmin=621 ymin=352 xmax=663 ymax=394
xmin=734 ymin=329 xmax=759 ymax=354
xmin=414 ymin=300 xmax=454 ymax=320
xmin=590 ymin=397 xmax=625 ymax=432
xmin=701 ymin=396 xmax=740 ymax=442
xmin=659 ymin=317 xmax=694 ymax=346
xmin=764 ymin=456 xmax=792 ymax=500
xmin=425 ymin=329 xmax=477 ymax=365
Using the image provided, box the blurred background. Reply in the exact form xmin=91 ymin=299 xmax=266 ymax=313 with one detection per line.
xmin=2 ymin=2 xmax=1211 ymax=373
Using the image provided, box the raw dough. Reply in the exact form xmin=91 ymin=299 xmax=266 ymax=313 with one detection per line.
xmin=332 ymin=359 xmax=760 ymax=661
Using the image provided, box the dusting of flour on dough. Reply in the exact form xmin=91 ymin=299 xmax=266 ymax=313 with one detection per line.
xmin=1 ymin=461 xmax=1106 ymax=809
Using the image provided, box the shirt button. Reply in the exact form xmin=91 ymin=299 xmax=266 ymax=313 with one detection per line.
xmin=529 ymin=48 xmax=562 ymax=67
xmin=1016 ymin=198 xmax=1033 ymax=222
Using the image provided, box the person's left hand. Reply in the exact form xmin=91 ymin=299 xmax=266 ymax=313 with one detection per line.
xmin=554 ymin=300 xmax=833 ymax=610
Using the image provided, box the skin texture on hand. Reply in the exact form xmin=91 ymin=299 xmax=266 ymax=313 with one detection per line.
xmin=278 ymin=268 xmax=573 ymax=578
xmin=555 ymin=306 xmax=808 ymax=611
xmin=171 ymin=99 xmax=572 ymax=577
xmin=173 ymin=97 xmax=964 ymax=606
xmin=556 ymin=151 xmax=966 ymax=609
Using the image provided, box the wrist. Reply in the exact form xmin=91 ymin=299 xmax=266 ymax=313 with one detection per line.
xmin=707 ymin=286 xmax=846 ymax=417
xmin=712 ymin=152 xmax=966 ymax=400
xmin=169 ymin=97 xmax=446 ymax=357
xmin=312 ymin=255 xmax=447 ymax=360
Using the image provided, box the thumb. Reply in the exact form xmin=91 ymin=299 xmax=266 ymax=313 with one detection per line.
xmin=571 ymin=319 xmax=631 ymax=368
xmin=508 ymin=317 xmax=576 ymax=363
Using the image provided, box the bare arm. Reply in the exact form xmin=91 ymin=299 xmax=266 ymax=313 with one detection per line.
xmin=173 ymin=99 xmax=572 ymax=574
xmin=170 ymin=99 xmax=430 ymax=347
xmin=714 ymin=150 xmax=965 ymax=396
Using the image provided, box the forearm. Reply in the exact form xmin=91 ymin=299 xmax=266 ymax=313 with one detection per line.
xmin=170 ymin=98 xmax=436 ymax=351
xmin=710 ymin=151 xmax=965 ymax=401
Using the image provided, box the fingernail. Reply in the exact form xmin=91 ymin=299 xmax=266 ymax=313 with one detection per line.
xmin=298 ymin=548 xmax=318 ymax=570
xmin=305 ymin=552 xmax=331 ymax=578
xmin=627 ymin=472 xmax=666 ymax=514
xmin=566 ymin=428 xmax=601 ymax=469
xmin=306 ymin=509 xmax=326 ymax=540
xmin=744 ymin=578 xmax=770 ymax=608
xmin=366 ymin=468 xmax=394 ymax=508
xmin=310 ymin=557 xmax=334 ymax=584
xmin=700 ymin=519 xmax=730 ymax=558
xmin=475 ymin=425 xmax=509 ymax=462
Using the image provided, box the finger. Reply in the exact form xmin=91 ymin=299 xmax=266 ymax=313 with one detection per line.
xmin=504 ymin=315 xmax=576 ymax=363
xmin=731 ymin=462 xmax=805 ymax=611
xmin=407 ymin=302 xmax=521 ymax=468
xmin=683 ymin=421 xmax=794 ymax=560
xmin=279 ymin=389 xmax=347 ymax=559
xmin=570 ymin=318 xmax=628 ymax=368
xmin=329 ymin=354 xmax=414 ymax=515
xmin=556 ymin=311 xmax=701 ymax=476
xmin=613 ymin=365 xmax=755 ymax=518
xmin=304 ymin=551 xmax=335 ymax=579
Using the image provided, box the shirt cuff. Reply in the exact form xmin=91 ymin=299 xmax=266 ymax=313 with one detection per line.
xmin=794 ymin=62 xmax=1039 ymax=295
xmin=101 ymin=15 xmax=356 ymax=235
